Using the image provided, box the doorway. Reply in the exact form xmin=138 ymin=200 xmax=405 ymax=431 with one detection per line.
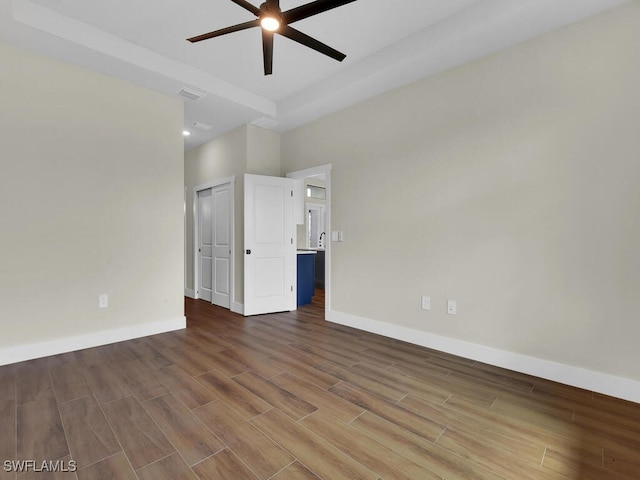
xmin=286 ymin=164 xmax=332 ymax=314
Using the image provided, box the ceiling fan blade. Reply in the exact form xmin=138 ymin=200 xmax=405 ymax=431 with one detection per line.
xmin=282 ymin=0 xmax=357 ymax=24
xmin=187 ymin=19 xmax=260 ymax=43
xmin=279 ymin=25 xmax=346 ymax=62
xmin=262 ymin=30 xmax=274 ymax=75
xmin=230 ymin=0 xmax=261 ymax=17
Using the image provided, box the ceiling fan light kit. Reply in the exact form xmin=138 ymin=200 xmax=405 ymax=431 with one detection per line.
xmin=260 ymin=16 xmax=280 ymax=31
xmin=187 ymin=0 xmax=357 ymax=75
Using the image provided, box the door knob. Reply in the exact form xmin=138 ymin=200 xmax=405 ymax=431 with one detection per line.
xmin=246 ymin=249 xmax=251 ymax=255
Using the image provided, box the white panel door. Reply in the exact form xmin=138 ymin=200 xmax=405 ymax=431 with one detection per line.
xmin=211 ymin=184 xmax=231 ymax=308
xmin=244 ymin=174 xmax=295 ymax=316
xmin=197 ymin=188 xmax=213 ymax=302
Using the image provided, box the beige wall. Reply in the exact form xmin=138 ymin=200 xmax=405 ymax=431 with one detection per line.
xmin=247 ymin=125 xmax=281 ymax=175
xmin=0 ymin=43 xmax=184 ymax=350
xmin=281 ymin=3 xmax=640 ymax=381
xmin=184 ymin=124 xmax=280 ymax=305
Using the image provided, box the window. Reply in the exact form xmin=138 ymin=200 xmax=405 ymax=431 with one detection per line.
xmin=306 ymin=185 xmax=326 ymax=200
xmin=307 ymin=204 xmax=326 ymax=249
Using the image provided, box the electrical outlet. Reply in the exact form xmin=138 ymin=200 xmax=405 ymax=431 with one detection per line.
xmin=98 ymin=294 xmax=109 ymax=308
xmin=447 ymin=300 xmax=457 ymax=315
xmin=421 ymin=296 xmax=431 ymax=310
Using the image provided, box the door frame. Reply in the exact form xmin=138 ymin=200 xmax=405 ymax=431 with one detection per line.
xmin=184 ymin=187 xmax=188 ymax=297
xmin=286 ymin=164 xmax=332 ymax=314
xmin=193 ymin=176 xmax=235 ymax=307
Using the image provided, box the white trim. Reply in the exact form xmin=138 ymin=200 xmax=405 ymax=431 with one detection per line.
xmin=229 ymin=182 xmax=236 ymax=310
xmin=193 ymin=185 xmax=199 ymax=299
xmin=326 ymin=309 xmax=640 ymax=405
xmin=231 ymin=302 xmax=244 ymax=315
xmin=286 ymin=164 xmax=332 ymax=312
xmin=193 ymin=176 xmax=235 ymax=308
xmin=184 ymin=288 xmax=196 ymax=299
xmin=0 ymin=316 xmax=186 ymax=366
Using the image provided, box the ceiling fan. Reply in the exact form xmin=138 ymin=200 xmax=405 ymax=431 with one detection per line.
xmin=187 ymin=0 xmax=357 ymax=75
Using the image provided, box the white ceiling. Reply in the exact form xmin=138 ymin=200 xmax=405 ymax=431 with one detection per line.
xmin=0 ymin=0 xmax=631 ymax=150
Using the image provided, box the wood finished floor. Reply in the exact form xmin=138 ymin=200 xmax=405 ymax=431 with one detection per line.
xmin=1 ymin=294 xmax=639 ymax=479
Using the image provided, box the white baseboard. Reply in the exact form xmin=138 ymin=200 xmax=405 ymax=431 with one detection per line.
xmin=184 ymin=288 xmax=196 ymax=299
xmin=326 ymin=309 xmax=640 ymax=404
xmin=0 ymin=316 xmax=186 ymax=366
xmin=231 ymin=302 xmax=244 ymax=315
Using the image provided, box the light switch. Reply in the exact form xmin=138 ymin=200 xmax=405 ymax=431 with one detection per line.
xmin=421 ymin=296 xmax=431 ymax=310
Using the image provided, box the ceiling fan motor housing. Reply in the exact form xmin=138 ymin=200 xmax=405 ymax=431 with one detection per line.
xmin=260 ymin=1 xmax=282 ymax=17
xmin=187 ymin=0 xmax=357 ymax=75
xmin=260 ymin=1 xmax=282 ymax=31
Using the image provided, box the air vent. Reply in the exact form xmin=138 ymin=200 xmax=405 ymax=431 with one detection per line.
xmin=192 ymin=121 xmax=212 ymax=131
xmin=178 ymin=87 xmax=205 ymax=101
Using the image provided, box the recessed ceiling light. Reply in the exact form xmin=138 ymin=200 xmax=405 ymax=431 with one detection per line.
xmin=183 ymin=130 xmax=191 ymax=136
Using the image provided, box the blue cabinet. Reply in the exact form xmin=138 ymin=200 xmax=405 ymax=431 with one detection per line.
xmin=297 ymin=252 xmax=316 ymax=306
